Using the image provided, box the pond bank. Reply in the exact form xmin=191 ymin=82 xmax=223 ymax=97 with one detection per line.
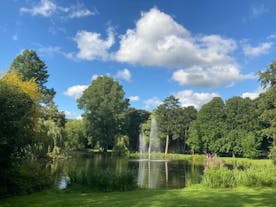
xmin=1 ymin=186 xmax=276 ymax=207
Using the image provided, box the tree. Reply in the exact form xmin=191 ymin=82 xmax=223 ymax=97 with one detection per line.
xmin=64 ymin=119 xmax=88 ymax=150
xmin=0 ymin=81 xmax=39 ymax=192
xmin=187 ymin=97 xmax=225 ymax=154
xmin=257 ymin=62 xmax=276 ymax=152
xmin=77 ymin=76 xmax=129 ymax=151
xmin=155 ymin=95 xmax=181 ymax=156
xmin=124 ymin=108 xmax=150 ymax=151
xmin=224 ymin=97 xmax=260 ymax=157
xmin=257 ymin=85 xmax=276 ymax=149
xmin=9 ymin=49 xmax=55 ymax=103
xmin=258 ymin=61 xmax=276 ymax=89
xmin=173 ymin=106 xmax=197 ymax=153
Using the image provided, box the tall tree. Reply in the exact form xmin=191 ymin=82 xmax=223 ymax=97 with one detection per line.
xmin=187 ymin=97 xmax=225 ymax=154
xmin=257 ymin=61 xmax=276 ymax=153
xmin=77 ymin=76 xmax=129 ymax=151
xmin=224 ymin=97 xmax=260 ymax=157
xmin=155 ymin=95 xmax=181 ymax=156
xmin=174 ymin=106 xmax=197 ymax=153
xmin=9 ymin=49 xmax=55 ymax=103
xmin=257 ymin=85 xmax=276 ymax=148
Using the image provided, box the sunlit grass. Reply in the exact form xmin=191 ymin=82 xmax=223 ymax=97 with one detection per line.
xmin=1 ymin=186 xmax=276 ymax=207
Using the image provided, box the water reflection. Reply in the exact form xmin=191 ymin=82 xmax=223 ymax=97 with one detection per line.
xmin=50 ymin=153 xmax=204 ymax=190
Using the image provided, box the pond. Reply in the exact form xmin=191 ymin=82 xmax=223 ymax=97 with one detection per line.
xmin=50 ymin=153 xmax=204 ymax=190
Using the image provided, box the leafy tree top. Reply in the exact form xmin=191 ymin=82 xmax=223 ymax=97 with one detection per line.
xmin=0 ymin=71 xmax=41 ymax=102
xmin=258 ymin=61 xmax=276 ymax=89
xmin=9 ymin=49 xmax=55 ymax=103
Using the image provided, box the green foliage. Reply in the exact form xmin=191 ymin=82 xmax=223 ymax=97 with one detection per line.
xmin=124 ymin=108 xmax=150 ymax=151
xmin=0 ymin=81 xmax=37 ymax=168
xmin=187 ymin=97 xmax=225 ymax=154
xmin=269 ymin=146 xmax=276 ymax=164
xmin=68 ymin=169 xmax=137 ymax=192
xmin=155 ymin=96 xmax=197 ymax=154
xmin=112 ymin=135 xmax=130 ymax=157
xmin=202 ymin=162 xmax=276 ymax=188
xmin=258 ymin=61 xmax=276 ymax=89
xmin=6 ymin=160 xmax=53 ymax=195
xmin=9 ymin=49 xmax=55 ymax=103
xmin=203 ymin=165 xmax=236 ymax=188
xmin=64 ymin=119 xmax=88 ymax=150
xmin=78 ymin=76 xmax=129 ymax=151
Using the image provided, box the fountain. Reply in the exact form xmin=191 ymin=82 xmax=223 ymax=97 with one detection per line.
xmin=137 ymin=118 xmax=165 ymax=188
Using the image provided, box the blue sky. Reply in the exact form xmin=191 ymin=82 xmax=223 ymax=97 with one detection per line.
xmin=0 ymin=0 xmax=275 ymax=119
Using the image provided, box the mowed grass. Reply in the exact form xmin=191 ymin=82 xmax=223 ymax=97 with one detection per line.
xmin=1 ymin=186 xmax=276 ymax=207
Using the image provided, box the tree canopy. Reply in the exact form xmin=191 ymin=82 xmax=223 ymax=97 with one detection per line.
xmin=77 ymin=76 xmax=129 ymax=151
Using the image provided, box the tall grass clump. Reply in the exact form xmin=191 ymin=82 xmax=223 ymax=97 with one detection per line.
xmin=68 ymin=169 xmax=137 ymax=192
xmin=202 ymin=161 xmax=276 ymax=188
xmin=202 ymin=165 xmax=236 ymax=188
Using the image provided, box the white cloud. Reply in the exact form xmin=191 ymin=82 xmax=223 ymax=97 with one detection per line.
xmin=64 ymin=85 xmax=88 ymax=99
xmin=20 ymin=0 xmax=57 ymax=17
xmin=129 ymin=96 xmax=140 ymax=102
xmin=63 ymin=110 xmax=82 ymax=119
xmin=68 ymin=4 xmax=94 ymax=18
xmin=115 ymin=8 xmax=236 ymax=68
xmin=144 ymin=97 xmax=162 ymax=110
xmin=242 ymin=42 xmax=273 ymax=57
xmin=172 ymin=64 xmax=246 ymax=88
xmin=115 ymin=68 xmax=131 ymax=81
xmin=75 ymin=28 xmax=114 ymax=60
xmin=241 ymin=87 xmax=265 ymax=100
xmin=20 ymin=0 xmax=94 ymax=19
xmin=174 ymin=90 xmax=219 ymax=109
xmin=72 ymin=7 xmax=251 ymax=87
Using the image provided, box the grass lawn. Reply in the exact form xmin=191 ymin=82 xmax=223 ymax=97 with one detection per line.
xmin=1 ymin=185 xmax=276 ymax=207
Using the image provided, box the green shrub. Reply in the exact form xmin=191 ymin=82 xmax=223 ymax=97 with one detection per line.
xmin=6 ymin=160 xmax=53 ymax=195
xmin=112 ymin=135 xmax=130 ymax=157
xmin=68 ymin=169 xmax=137 ymax=192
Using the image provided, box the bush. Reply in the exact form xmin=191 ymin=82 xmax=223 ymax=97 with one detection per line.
xmin=68 ymin=169 xmax=137 ymax=192
xmin=112 ymin=135 xmax=130 ymax=157
xmin=5 ymin=160 xmax=53 ymax=195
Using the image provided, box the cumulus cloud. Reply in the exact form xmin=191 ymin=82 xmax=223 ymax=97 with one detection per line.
xmin=144 ymin=97 xmax=162 ymax=110
xmin=72 ymin=7 xmax=251 ymax=87
xmin=115 ymin=8 xmax=236 ymax=68
xmin=20 ymin=0 xmax=94 ymax=18
xmin=64 ymin=85 xmax=88 ymax=99
xmin=174 ymin=90 xmax=219 ymax=109
xmin=113 ymin=8 xmax=247 ymax=87
xmin=75 ymin=28 xmax=114 ymax=60
xmin=242 ymin=42 xmax=273 ymax=57
xmin=129 ymin=96 xmax=140 ymax=102
xmin=115 ymin=68 xmax=131 ymax=81
xmin=241 ymin=87 xmax=265 ymax=99
xmin=172 ymin=64 xmax=246 ymax=88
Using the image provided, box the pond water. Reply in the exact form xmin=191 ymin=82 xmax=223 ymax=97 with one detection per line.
xmin=51 ymin=153 xmax=204 ymax=190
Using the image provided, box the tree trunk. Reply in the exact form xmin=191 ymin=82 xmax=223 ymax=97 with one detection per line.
xmin=164 ymin=134 xmax=169 ymax=158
